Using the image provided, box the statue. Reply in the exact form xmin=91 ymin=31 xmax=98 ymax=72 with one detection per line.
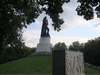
xmin=41 ymin=17 xmax=50 ymax=37
xmin=31 ymin=17 xmax=52 ymax=56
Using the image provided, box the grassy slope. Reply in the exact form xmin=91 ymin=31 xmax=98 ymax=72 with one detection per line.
xmin=85 ymin=66 xmax=100 ymax=74
xmin=0 ymin=56 xmax=52 ymax=74
xmin=0 ymin=56 xmax=100 ymax=74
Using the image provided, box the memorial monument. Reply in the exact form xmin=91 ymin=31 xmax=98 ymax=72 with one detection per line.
xmin=52 ymin=50 xmax=85 ymax=75
xmin=33 ymin=17 xmax=52 ymax=55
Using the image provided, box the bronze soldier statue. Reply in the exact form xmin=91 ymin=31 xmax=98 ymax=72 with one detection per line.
xmin=41 ymin=17 xmax=50 ymax=37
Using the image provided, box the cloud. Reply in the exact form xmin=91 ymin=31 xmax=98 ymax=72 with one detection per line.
xmin=58 ymin=0 xmax=92 ymax=32
xmin=23 ymin=30 xmax=40 ymax=47
xmin=94 ymin=26 xmax=100 ymax=31
xmin=90 ymin=16 xmax=100 ymax=31
xmin=51 ymin=35 xmax=88 ymax=46
xmin=95 ymin=28 xmax=100 ymax=31
xmin=23 ymin=29 xmax=88 ymax=47
xmin=59 ymin=0 xmax=100 ymax=32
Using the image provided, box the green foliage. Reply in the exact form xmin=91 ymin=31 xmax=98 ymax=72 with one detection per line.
xmin=39 ymin=0 xmax=70 ymax=31
xmin=30 ymin=47 xmax=36 ymax=52
xmin=0 ymin=0 xmax=40 ymax=64
xmin=0 ymin=46 xmax=31 ymax=64
xmin=69 ymin=41 xmax=84 ymax=51
xmin=0 ymin=0 xmax=41 ymax=48
xmin=0 ymin=56 xmax=52 ymax=74
xmin=76 ymin=0 xmax=100 ymax=20
xmin=27 ymin=47 xmax=36 ymax=55
xmin=82 ymin=37 xmax=100 ymax=66
xmin=53 ymin=42 xmax=67 ymax=50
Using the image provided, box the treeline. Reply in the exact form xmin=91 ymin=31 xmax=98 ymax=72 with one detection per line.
xmin=0 ymin=46 xmax=36 ymax=64
xmin=53 ymin=37 xmax=100 ymax=66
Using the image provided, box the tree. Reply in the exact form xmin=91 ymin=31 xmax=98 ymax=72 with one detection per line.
xmin=53 ymin=42 xmax=67 ymax=50
xmin=76 ymin=0 xmax=100 ymax=20
xmin=83 ymin=37 xmax=100 ymax=66
xmin=0 ymin=0 xmax=40 ymax=48
xmin=0 ymin=0 xmax=41 ymax=63
xmin=69 ymin=41 xmax=84 ymax=51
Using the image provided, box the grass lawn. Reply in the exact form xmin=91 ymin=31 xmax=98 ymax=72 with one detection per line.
xmin=85 ymin=66 xmax=100 ymax=74
xmin=0 ymin=56 xmax=100 ymax=74
xmin=0 ymin=56 xmax=52 ymax=74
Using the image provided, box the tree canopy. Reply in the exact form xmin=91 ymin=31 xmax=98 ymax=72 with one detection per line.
xmin=69 ymin=41 xmax=84 ymax=51
xmin=53 ymin=42 xmax=67 ymax=50
xmin=82 ymin=37 xmax=100 ymax=66
xmin=76 ymin=0 xmax=100 ymax=20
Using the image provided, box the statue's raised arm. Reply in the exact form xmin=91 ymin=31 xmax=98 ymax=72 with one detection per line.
xmin=41 ymin=17 xmax=50 ymax=37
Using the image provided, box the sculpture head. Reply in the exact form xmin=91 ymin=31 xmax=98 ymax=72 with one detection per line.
xmin=43 ymin=16 xmax=48 ymax=25
xmin=43 ymin=16 xmax=47 ymax=21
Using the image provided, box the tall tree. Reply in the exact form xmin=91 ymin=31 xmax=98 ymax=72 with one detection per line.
xmin=69 ymin=41 xmax=83 ymax=51
xmin=53 ymin=42 xmax=67 ymax=50
xmin=83 ymin=37 xmax=100 ymax=66
xmin=0 ymin=0 xmax=41 ymax=48
xmin=0 ymin=0 xmax=40 ymax=63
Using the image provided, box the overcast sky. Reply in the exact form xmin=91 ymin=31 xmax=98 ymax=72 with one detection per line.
xmin=23 ymin=0 xmax=100 ymax=47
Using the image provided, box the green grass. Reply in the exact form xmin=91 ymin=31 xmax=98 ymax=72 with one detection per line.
xmin=85 ymin=66 xmax=100 ymax=74
xmin=0 ymin=56 xmax=100 ymax=74
xmin=0 ymin=56 xmax=52 ymax=74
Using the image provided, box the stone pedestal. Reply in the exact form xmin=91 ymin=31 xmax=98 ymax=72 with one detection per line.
xmin=33 ymin=37 xmax=52 ymax=55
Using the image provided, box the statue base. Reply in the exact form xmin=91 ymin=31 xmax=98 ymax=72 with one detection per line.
xmin=30 ymin=37 xmax=52 ymax=56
